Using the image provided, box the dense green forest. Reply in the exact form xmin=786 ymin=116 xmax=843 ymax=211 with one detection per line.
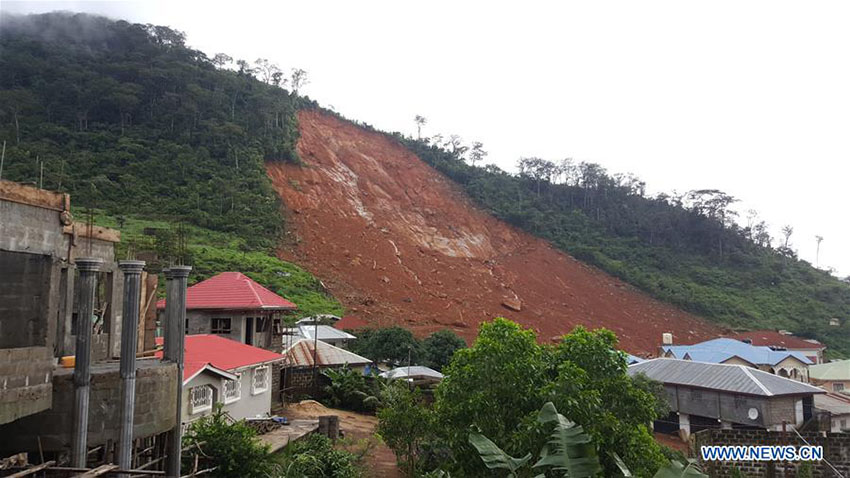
xmin=395 ymin=135 xmax=850 ymax=355
xmin=0 ymin=12 xmax=308 ymax=248
xmin=0 ymin=12 xmax=340 ymax=317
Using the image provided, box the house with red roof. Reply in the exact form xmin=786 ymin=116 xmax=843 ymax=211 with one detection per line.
xmin=157 ymin=272 xmax=297 ymax=351
xmin=155 ymin=334 xmax=284 ymax=425
xmin=730 ymin=330 xmax=826 ymax=364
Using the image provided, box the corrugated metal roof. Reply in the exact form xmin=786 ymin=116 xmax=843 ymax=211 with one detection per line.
xmin=628 ymin=358 xmax=825 ymax=397
xmin=809 ymin=359 xmax=850 ymax=381
xmin=283 ymin=339 xmax=372 ymax=367
xmin=662 ymin=338 xmax=813 ymax=366
xmin=298 ymin=325 xmax=356 ymax=341
xmin=814 ymin=393 xmax=850 ymax=416
xmin=380 ymin=366 xmax=444 ymax=380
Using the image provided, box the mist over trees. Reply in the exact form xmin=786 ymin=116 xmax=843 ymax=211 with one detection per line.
xmin=0 ymin=12 xmax=310 ymax=248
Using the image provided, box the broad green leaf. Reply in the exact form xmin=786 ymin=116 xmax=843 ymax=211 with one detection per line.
xmin=532 ymin=402 xmax=601 ymax=478
xmin=468 ymin=431 xmax=532 ymax=476
xmin=610 ymin=452 xmax=633 ymax=476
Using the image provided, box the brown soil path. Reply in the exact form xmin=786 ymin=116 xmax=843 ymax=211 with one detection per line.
xmin=266 ymin=109 xmax=723 ymax=354
xmin=283 ymin=400 xmax=401 ymax=478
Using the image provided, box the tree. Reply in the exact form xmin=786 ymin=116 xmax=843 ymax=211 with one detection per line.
xmin=348 ymin=326 xmax=424 ymax=366
xmin=434 ymin=319 xmax=667 ymax=476
xmin=0 ymin=89 xmax=37 ymax=144
xmin=290 ymin=68 xmax=308 ymax=93
xmin=467 ymin=401 xmax=601 ymax=478
xmin=447 ymin=135 xmax=467 ymax=158
xmin=422 ymin=329 xmax=466 ymax=371
xmin=322 ymin=366 xmax=380 ymax=412
xmin=781 ymin=225 xmax=794 ymax=249
xmin=211 ymin=53 xmax=233 ymax=69
xmin=518 ymin=157 xmax=558 ymax=197
xmin=377 ymin=382 xmax=434 ymax=477
xmin=183 ymin=405 xmax=274 ymax=478
xmin=468 ymin=141 xmax=487 ymax=167
xmin=254 ymin=58 xmax=281 ymax=85
xmin=414 ymin=115 xmax=428 ymax=139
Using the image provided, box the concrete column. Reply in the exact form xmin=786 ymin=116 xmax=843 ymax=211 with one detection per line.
xmin=678 ymin=413 xmax=691 ymax=441
xmin=117 ymin=260 xmax=145 ymax=475
xmin=71 ymin=257 xmax=103 ymax=468
xmin=163 ymin=266 xmax=191 ymax=478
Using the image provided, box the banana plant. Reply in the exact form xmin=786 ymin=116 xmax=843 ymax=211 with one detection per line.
xmin=467 ymin=401 xmax=601 ymax=477
xmin=467 ymin=401 xmax=708 ymax=478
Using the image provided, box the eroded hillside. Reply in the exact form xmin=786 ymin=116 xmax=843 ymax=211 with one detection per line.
xmin=266 ymin=110 xmax=722 ymax=353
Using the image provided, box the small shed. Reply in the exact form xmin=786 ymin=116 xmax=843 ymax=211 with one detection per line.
xmin=281 ymin=339 xmax=372 ymax=398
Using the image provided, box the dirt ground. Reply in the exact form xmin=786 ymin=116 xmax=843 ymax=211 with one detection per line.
xmin=266 ymin=109 xmax=724 ymax=355
xmin=282 ymin=400 xmax=401 ymax=478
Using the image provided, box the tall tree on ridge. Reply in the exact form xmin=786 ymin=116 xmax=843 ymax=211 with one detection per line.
xmin=414 ymin=115 xmax=427 ymax=139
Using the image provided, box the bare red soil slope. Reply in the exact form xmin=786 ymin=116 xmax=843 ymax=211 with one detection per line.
xmin=267 ymin=110 xmax=722 ymax=354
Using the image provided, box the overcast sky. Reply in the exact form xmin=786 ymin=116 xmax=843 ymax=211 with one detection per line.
xmin=6 ymin=0 xmax=850 ymax=275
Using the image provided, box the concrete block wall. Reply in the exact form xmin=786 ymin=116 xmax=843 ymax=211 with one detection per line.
xmin=0 ymin=361 xmax=178 ymax=456
xmin=0 ymin=347 xmax=54 ymax=424
xmin=693 ymin=428 xmax=850 ymax=477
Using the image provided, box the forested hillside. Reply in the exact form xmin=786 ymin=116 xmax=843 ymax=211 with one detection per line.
xmin=0 ymin=12 xmax=306 ymax=248
xmin=0 ymin=12 xmax=340 ymax=315
xmin=398 ymin=137 xmax=850 ymax=355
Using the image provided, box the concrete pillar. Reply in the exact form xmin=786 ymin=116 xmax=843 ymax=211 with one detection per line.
xmin=71 ymin=257 xmax=103 ymax=468
xmin=117 ymin=260 xmax=145 ymax=475
xmin=163 ymin=266 xmax=191 ymax=478
xmin=678 ymin=413 xmax=691 ymax=441
xmin=720 ymin=420 xmax=733 ymax=430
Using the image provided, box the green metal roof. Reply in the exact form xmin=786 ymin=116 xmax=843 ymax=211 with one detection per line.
xmin=809 ymin=359 xmax=850 ymax=381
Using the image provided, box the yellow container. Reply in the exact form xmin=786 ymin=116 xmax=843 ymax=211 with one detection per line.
xmin=60 ymin=356 xmax=75 ymax=368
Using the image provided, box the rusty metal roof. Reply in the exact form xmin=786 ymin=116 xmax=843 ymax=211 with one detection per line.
xmin=283 ymin=339 xmax=371 ymax=368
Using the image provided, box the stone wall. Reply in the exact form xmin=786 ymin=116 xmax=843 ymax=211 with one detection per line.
xmin=0 ymin=360 xmax=178 ymax=456
xmin=693 ymin=428 xmax=850 ymax=477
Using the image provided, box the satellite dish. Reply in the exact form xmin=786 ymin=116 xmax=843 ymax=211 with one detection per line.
xmin=748 ymin=408 xmax=759 ymax=420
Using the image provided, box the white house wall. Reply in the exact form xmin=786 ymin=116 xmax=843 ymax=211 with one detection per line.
xmin=182 ymin=366 xmax=273 ymax=425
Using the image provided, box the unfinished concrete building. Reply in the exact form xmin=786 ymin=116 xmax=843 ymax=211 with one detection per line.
xmin=0 ymin=180 xmax=178 ymax=468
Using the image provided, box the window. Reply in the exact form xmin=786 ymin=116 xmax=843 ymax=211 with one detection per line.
xmin=252 ymin=366 xmax=269 ymax=395
xmin=834 ymin=383 xmax=845 ymax=392
xmin=211 ymin=318 xmax=232 ymax=334
xmin=223 ymin=374 xmax=242 ymax=404
xmin=273 ymin=318 xmax=283 ymax=334
xmin=255 ymin=317 xmax=266 ymax=333
xmin=841 ymin=419 xmax=847 ymax=430
xmin=189 ymin=385 xmax=213 ymax=414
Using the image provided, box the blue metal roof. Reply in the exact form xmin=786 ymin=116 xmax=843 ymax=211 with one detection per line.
xmin=625 ymin=353 xmax=645 ymax=365
xmin=661 ymin=338 xmax=813 ymax=366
